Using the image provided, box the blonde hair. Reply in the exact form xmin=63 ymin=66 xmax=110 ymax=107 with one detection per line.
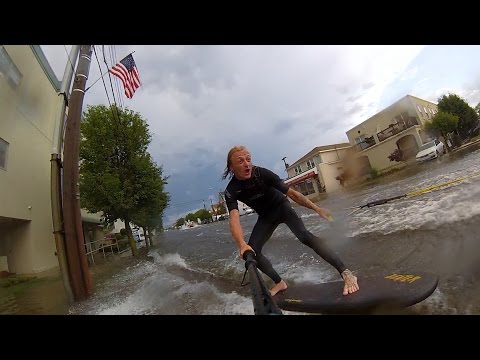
xmin=222 ymin=145 xmax=248 ymax=180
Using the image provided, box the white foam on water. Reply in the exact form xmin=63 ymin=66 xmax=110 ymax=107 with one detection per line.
xmin=350 ymin=181 xmax=480 ymax=237
xmin=300 ymin=213 xmax=317 ymax=219
xmin=202 ymin=288 xmax=254 ymax=315
xmin=150 ymin=252 xmax=190 ymax=270
xmin=278 ymin=255 xmax=337 ymax=284
xmin=85 ymin=268 xmax=253 ymax=315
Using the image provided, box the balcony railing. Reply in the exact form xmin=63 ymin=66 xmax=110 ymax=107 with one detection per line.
xmin=377 ymin=117 xmax=419 ymax=142
xmin=355 ymin=135 xmax=376 ymax=151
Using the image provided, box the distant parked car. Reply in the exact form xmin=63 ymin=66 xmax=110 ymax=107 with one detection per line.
xmin=415 ymin=139 xmax=445 ymax=163
xmin=132 ymin=228 xmax=143 ymax=242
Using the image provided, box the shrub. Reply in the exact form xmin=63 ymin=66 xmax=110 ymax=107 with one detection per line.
xmin=388 ymin=148 xmax=404 ymax=162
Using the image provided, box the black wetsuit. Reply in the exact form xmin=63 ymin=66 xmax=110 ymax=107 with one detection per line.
xmin=225 ymin=166 xmax=346 ymax=284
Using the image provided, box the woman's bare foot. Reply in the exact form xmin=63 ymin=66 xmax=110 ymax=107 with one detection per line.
xmin=341 ymin=269 xmax=359 ymax=295
xmin=270 ymin=280 xmax=288 ymax=296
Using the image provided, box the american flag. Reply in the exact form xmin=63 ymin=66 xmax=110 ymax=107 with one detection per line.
xmin=109 ymin=54 xmax=141 ymax=99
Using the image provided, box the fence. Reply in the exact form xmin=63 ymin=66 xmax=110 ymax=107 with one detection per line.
xmin=84 ymin=236 xmax=129 ymax=266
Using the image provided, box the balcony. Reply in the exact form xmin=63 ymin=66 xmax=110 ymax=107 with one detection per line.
xmin=355 ymin=135 xmax=376 ymax=151
xmin=377 ymin=117 xmax=419 ymax=142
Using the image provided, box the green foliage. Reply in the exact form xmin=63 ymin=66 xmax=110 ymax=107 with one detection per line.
xmin=117 ymin=239 xmax=129 ymax=252
xmin=425 ymin=112 xmax=459 ymax=151
xmin=370 ymin=168 xmax=379 ymax=179
xmin=120 ymin=228 xmax=127 ymax=236
xmin=194 ymin=209 xmax=212 ymax=222
xmin=185 ymin=212 xmax=196 ymax=222
xmin=216 ymin=204 xmax=226 ymax=214
xmin=79 ymin=104 xmax=169 ymax=229
xmin=437 ymin=94 xmax=478 ymax=138
xmin=425 ymin=111 xmax=459 ymax=134
xmin=80 ymin=105 xmax=149 ymax=220
xmin=79 ymin=104 xmax=170 ymax=255
xmin=130 ymin=154 xmax=170 ymax=232
xmin=175 ymin=218 xmax=185 ymax=227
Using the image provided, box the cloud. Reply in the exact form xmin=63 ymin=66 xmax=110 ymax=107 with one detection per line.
xmin=345 ymin=103 xmax=364 ymax=116
xmin=41 ymin=45 xmax=435 ymax=226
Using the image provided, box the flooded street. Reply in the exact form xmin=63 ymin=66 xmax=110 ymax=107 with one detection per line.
xmin=2 ymin=142 xmax=480 ymax=315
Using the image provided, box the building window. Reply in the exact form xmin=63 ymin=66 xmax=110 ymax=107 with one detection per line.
xmin=0 ymin=46 xmax=23 ymax=90
xmin=294 ymin=165 xmax=302 ymax=175
xmin=294 ymin=179 xmax=315 ymax=196
xmin=0 ymin=138 xmax=8 ymax=170
xmin=355 ymin=134 xmax=375 ymax=150
xmin=314 ymin=155 xmax=322 ymax=164
xmin=355 ymin=134 xmax=366 ymax=144
xmin=306 ymin=159 xmax=315 ymax=169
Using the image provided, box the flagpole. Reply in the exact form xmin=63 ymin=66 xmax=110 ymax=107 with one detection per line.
xmin=85 ymin=70 xmax=109 ymax=92
xmin=85 ymin=51 xmax=136 ymax=93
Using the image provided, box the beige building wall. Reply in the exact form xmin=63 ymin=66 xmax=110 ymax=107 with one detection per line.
xmin=318 ymin=160 xmax=345 ymax=193
xmin=0 ymin=45 xmax=61 ymax=274
xmin=0 ymin=46 xmax=105 ymax=275
xmin=285 ymin=143 xmax=351 ymax=200
xmin=345 ymin=95 xmax=438 ymax=175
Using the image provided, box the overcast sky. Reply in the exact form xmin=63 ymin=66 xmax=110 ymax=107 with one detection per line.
xmin=40 ymin=45 xmax=480 ymax=226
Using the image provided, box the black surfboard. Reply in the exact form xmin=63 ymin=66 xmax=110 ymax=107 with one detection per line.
xmin=273 ymin=271 xmax=438 ymax=314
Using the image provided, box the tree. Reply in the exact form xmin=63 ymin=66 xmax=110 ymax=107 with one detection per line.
xmin=424 ymin=112 xmax=459 ymax=152
xmin=194 ymin=209 xmax=212 ymax=222
xmin=216 ymin=203 xmax=226 ymax=215
xmin=131 ymin=155 xmax=170 ymax=247
xmin=437 ymin=94 xmax=478 ymax=139
xmin=79 ymin=105 xmax=169 ymax=256
xmin=185 ymin=212 xmax=196 ymax=222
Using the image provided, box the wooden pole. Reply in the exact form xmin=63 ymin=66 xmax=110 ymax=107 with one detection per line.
xmin=62 ymin=45 xmax=93 ymax=301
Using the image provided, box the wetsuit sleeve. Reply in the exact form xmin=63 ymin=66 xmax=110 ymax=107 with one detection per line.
xmin=259 ymin=167 xmax=289 ymax=194
xmin=224 ymin=185 xmax=239 ymax=213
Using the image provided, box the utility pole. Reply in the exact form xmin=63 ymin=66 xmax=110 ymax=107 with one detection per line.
xmin=281 ymin=157 xmax=289 ymax=169
xmin=51 ymin=45 xmax=80 ymax=304
xmin=62 ymin=45 xmax=93 ymax=301
xmin=210 ymin=199 xmax=216 ymax=221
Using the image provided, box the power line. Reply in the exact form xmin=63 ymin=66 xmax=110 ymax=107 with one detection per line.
xmin=168 ymin=199 xmax=207 ymax=209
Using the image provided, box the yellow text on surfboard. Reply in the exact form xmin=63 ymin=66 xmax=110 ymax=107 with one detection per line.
xmin=385 ymin=274 xmax=421 ymax=283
